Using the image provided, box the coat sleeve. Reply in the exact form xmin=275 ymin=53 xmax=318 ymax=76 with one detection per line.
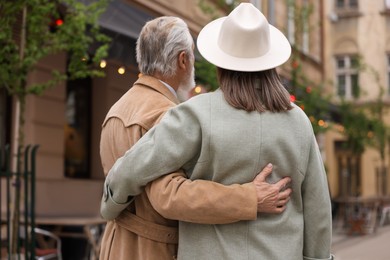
xmin=100 ymin=104 xmax=259 ymax=222
xmin=145 ymin=172 xmax=257 ymax=224
xmin=302 ymin=136 xmax=334 ymax=260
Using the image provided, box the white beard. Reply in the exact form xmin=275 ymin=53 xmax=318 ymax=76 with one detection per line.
xmin=176 ymin=66 xmax=196 ymax=102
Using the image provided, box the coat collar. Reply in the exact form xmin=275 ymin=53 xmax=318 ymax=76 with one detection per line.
xmin=134 ymin=75 xmax=180 ymax=105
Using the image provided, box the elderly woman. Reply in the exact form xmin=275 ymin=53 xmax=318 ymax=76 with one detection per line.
xmin=101 ymin=3 xmax=333 ymax=260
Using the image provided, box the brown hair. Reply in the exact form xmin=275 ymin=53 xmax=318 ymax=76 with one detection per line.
xmin=217 ymin=68 xmax=293 ymax=113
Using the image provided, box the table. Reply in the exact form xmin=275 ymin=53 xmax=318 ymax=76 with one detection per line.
xmin=36 ymin=216 xmax=106 ymax=259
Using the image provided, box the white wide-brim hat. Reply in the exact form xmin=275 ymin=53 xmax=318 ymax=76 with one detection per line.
xmin=197 ymin=3 xmax=291 ymax=72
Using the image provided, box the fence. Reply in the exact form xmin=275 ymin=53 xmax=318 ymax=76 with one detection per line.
xmin=0 ymin=145 xmax=39 ymax=259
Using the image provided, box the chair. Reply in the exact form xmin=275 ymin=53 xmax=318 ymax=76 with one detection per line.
xmin=379 ymin=205 xmax=390 ymax=226
xmin=1 ymin=145 xmax=62 ymax=259
xmin=34 ymin=227 xmax=62 ymax=260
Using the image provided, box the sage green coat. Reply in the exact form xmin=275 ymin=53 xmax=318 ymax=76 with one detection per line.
xmin=102 ymin=89 xmax=333 ymax=260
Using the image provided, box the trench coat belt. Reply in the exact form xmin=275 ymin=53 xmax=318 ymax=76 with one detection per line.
xmin=115 ymin=209 xmax=178 ymax=244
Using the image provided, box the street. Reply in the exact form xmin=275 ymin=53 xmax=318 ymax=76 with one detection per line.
xmin=332 ymin=225 xmax=390 ymax=260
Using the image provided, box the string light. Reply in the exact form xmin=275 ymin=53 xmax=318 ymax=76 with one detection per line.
xmin=194 ymin=86 xmax=202 ymax=94
xmin=100 ymin=60 xmax=107 ymax=68
xmin=118 ymin=66 xmax=125 ymax=74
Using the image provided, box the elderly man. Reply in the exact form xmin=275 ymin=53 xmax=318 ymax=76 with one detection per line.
xmin=99 ymin=16 xmax=292 ymax=260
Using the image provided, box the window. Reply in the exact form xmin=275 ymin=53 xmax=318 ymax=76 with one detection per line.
xmin=349 ymin=0 xmax=358 ymax=8
xmin=287 ymin=0 xmax=310 ymax=54
xmin=336 ymin=0 xmax=344 ymax=8
xmin=336 ymin=0 xmax=359 ymax=10
xmin=267 ymin=0 xmax=275 ymax=25
xmin=335 ymin=55 xmax=360 ymax=99
xmin=64 ymin=78 xmax=91 ymax=178
xmin=334 ymin=0 xmax=361 ymax=19
xmin=287 ymin=1 xmax=295 ymax=45
xmin=335 ymin=141 xmax=361 ymax=197
xmin=301 ymin=0 xmax=310 ymax=54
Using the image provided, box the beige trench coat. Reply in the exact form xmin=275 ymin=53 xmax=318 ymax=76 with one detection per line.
xmin=99 ymin=75 xmax=258 ymax=260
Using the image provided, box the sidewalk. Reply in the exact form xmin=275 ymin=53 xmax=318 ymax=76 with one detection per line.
xmin=331 ymin=225 xmax=390 ymax=260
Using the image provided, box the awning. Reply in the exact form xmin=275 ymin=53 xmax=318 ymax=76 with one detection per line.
xmin=79 ymin=0 xmax=154 ymax=39
xmin=99 ymin=0 xmax=154 ymax=39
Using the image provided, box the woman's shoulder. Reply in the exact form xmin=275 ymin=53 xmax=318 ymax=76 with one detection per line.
xmin=289 ymin=103 xmax=311 ymax=120
xmin=177 ymin=90 xmax=220 ymax=110
xmin=282 ymin=103 xmax=315 ymax=133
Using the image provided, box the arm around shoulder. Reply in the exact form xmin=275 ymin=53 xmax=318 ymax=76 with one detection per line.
xmin=146 ymin=172 xmax=258 ymax=224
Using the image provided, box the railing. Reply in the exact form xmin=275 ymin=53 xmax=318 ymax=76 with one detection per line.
xmin=0 ymin=144 xmax=40 ymax=259
xmin=333 ymin=196 xmax=390 ymax=235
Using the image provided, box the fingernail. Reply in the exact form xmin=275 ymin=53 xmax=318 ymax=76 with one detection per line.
xmin=267 ymin=163 xmax=273 ymax=168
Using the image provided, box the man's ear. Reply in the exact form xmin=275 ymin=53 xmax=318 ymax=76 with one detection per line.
xmin=178 ymin=51 xmax=187 ymax=70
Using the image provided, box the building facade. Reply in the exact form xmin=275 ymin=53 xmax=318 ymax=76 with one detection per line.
xmin=253 ymin=0 xmax=390 ymax=200
xmin=2 ymin=0 xmax=389 ymax=223
xmin=323 ymin=0 xmax=390 ymax=198
xmin=0 ymin=0 xmax=222 ymax=219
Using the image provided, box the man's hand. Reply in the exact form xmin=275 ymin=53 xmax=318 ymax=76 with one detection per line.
xmin=253 ymin=163 xmax=292 ymax=213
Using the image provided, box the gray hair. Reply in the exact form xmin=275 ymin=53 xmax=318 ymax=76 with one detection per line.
xmin=136 ymin=16 xmax=193 ymax=77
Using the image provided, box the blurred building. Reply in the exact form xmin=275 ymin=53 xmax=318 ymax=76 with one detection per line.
xmin=322 ymin=0 xmax=390 ymax=199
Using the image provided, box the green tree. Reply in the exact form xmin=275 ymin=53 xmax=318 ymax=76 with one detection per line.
xmin=287 ymin=1 xmax=331 ymax=134
xmin=338 ymin=101 xmax=375 ymax=155
xmin=0 ymin=0 xmax=110 ymax=254
xmin=195 ymin=58 xmax=219 ymax=91
xmin=290 ymin=58 xmax=332 ymax=134
xmin=197 ymin=0 xmax=237 ymax=18
xmin=0 ymin=0 xmax=110 ymax=147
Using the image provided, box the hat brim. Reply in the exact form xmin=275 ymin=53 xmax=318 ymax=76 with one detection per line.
xmin=197 ymin=17 xmax=292 ymax=72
